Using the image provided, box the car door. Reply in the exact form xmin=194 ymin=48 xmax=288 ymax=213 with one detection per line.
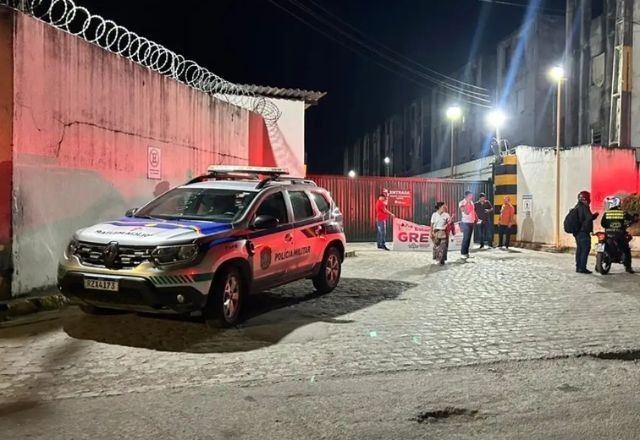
xmin=249 ymin=191 xmax=293 ymax=291
xmin=287 ymin=190 xmax=324 ymax=277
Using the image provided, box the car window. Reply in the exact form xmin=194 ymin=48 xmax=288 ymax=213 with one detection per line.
xmin=311 ymin=192 xmax=330 ymax=214
xmin=135 ymin=188 xmax=257 ymax=223
xmin=256 ymin=192 xmax=288 ymax=224
xmin=290 ymin=191 xmax=315 ymax=221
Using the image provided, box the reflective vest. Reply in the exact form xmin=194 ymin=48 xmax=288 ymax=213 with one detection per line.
xmin=603 ymin=209 xmax=625 ymax=233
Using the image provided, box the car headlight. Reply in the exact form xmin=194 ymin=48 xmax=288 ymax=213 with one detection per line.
xmin=151 ymin=244 xmax=199 ymax=266
xmin=65 ymin=238 xmax=79 ymax=258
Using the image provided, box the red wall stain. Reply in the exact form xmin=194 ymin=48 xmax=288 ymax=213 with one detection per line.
xmin=248 ymin=113 xmax=276 ymax=168
xmin=591 ymin=147 xmax=640 ymax=212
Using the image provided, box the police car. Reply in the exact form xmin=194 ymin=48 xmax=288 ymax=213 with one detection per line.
xmin=58 ymin=166 xmax=346 ymax=327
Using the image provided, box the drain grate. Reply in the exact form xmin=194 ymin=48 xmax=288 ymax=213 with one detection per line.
xmin=411 ymin=407 xmax=478 ymax=424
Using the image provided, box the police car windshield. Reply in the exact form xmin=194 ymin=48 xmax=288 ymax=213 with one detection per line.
xmin=135 ymin=188 xmax=257 ymax=223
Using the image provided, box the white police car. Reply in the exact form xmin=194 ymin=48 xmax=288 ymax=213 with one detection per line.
xmin=58 ymin=166 xmax=346 ymax=327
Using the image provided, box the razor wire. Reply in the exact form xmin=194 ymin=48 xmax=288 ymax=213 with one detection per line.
xmin=1 ymin=0 xmax=281 ymax=124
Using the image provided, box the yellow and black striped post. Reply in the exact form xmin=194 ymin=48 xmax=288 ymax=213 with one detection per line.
xmin=493 ymin=154 xmax=517 ymax=244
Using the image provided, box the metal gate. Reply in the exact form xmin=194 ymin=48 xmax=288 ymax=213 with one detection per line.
xmin=309 ymin=175 xmax=492 ymax=242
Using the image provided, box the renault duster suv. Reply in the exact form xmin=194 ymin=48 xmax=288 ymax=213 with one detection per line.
xmin=58 ymin=166 xmax=346 ymax=327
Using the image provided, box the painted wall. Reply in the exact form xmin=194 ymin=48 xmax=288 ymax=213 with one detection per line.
xmin=222 ymin=96 xmax=306 ymax=177
xmin=516 ymin=145 xmax=592 ymax=246
xmin=6 ymin=10 xmax=274 ymax=295
xmin=0 ymin=9 xmax=13 ymax=298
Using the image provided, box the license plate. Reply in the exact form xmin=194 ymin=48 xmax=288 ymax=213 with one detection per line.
xmin=84 ymin=278 xmax=119 ymax=292
xmin=596 ymin=243 xmax=605 ymax=252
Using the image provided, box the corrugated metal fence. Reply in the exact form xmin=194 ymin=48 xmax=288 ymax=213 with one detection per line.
xmin=308 ymin=175 xmax=492 ymax=242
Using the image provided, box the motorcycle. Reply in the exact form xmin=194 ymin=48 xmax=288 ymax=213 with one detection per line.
xmin=594 ymin=231 xmax=633 ymax=275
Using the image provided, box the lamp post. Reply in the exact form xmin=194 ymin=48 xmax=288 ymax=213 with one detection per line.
xmin=549 ymin=65 xmax=565 ymax=248
xmin=383 ymin=156 xmax=391 ymax=177
xmin=486 ymin=109 xmax=506 ymax=150
xmin=348 ymin=170 xmax=357 ymax=179
xmin=446 ymin=106 xmax=463 ymax=178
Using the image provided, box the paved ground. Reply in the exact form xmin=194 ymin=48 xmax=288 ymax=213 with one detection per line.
xmin=3 ymin=357 xmax=640 ymax=440
xmin=2 ymin=245 xmax=640 ymax=437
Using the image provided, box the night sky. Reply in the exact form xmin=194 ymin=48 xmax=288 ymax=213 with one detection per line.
xmin=74 ymin=0 xmax=567 ymax=174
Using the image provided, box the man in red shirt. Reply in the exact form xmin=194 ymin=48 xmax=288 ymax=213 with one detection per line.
xmin=376 ymin=190 xmax=394 ymax=250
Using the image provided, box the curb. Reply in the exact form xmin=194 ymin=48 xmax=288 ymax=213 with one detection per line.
xmin=0 ymin=292 xmax=69 ymax=322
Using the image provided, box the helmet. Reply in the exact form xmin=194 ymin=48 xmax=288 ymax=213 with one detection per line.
xmin=578 ymin=191 xmax=591 ymax=203
xmin=607 ymin=197 xmax=621 ymax=209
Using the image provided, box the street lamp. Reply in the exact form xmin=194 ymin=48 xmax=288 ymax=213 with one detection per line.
xmin=348 ymin=169 xmax=357 ymax=178
xmin=549 ymin=65 xmax=565 ymax=248
xmin=446 ymin=106 xmax=463 ymax=178
xmin=383 ymin=156 xmax=391 ymax=177
xmin=486 ymin=109 xmax=506 ymax=150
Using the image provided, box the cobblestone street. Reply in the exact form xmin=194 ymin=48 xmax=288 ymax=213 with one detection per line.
xmin=2 ymin=246 xmax=640 ymax=404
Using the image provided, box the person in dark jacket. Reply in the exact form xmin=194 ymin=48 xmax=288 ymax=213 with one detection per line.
xmin=574 ymin=190 xmax=599 ymax=274
xmin=474 ymin=193 xmax=494 ymax=248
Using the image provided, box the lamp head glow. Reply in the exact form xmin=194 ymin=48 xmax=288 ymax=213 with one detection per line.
xmin=446 ymin=106 xmax=463 ymax=121
xmin=383 ymin=157 xmax=391 ymax=165
xmin=549 ymin=66 xmax=565 ymax=82
xmin=486 ymin=109 xmax=506 ymax=129
xmin=348 ymin=170 xmax=356 ymax=178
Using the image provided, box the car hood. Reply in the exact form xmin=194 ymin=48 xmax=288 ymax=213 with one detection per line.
xmin=75 ymin=217 xmax=233 ymax=246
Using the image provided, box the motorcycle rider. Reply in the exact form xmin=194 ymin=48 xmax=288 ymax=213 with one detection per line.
xmin=600 ymin=197 xmax=636 ymax=274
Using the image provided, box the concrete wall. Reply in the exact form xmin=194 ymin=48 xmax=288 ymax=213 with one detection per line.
xmin=0 ymin=8 xmax=13 ymax=298
xmin=516 ymin=146 xmax=592 ymax=246
xmin=5 ymin=10 xmax=274 ymax=296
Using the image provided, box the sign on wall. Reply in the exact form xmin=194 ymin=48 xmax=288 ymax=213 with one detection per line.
xmin=147 ymin=146 xmax=162 ymax=180
xmin=388 ymin=189 xmax=412 ymax=207
xmin=392 ymin=218 xmax=462 ymax=251
xmin=522 ymin=194 xmax=533 ymax=214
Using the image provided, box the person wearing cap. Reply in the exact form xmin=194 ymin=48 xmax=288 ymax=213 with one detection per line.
xmin=474 ymin=193 xmax=494 ymax=249
xmin=574 ymin=190 xmax=599 ymax=274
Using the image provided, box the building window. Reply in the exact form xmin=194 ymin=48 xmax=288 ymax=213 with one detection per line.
xmin=592 ymin=52 xmax=605 ymax=87
xmin=517 ymin=89 xmax=525 ymax=114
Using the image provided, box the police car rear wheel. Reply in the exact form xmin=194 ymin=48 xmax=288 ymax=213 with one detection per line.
xmin=205 ymin=267 xmax=244 ymax=327
xmin=313 ymin=247 xmax=341 ymax=294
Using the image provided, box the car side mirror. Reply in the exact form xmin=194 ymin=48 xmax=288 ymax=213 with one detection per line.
xmin=125 ymin=208 xmax=139 ymax=218
xmin=253 ymin=215 xmax=279 ymax=230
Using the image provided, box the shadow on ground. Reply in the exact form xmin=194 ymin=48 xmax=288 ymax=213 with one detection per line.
xmin=62 ymin=278 xmax=416 ymax=354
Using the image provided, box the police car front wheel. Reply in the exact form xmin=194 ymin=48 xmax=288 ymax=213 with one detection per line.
xmin=205 ymin=267 xmax=245 ymax=328
xmin=313 ymin=247 xmax=342 ymax=294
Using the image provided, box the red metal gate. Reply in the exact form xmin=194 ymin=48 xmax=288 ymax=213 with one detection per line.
xmin=308 ymin=175 xmax=492 ymax=242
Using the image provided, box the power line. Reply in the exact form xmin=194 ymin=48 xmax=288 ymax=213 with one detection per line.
xmin=283 ymin=0 xmax=491 ymax=101
xmin=267 ymin=0 xmax=492 ymax=108
xmin=269 ymin=0 xmax=490 ymax=104
xmin=478 ymin=0 xmax=565 ymax=15
xmin=304 ymin=0 xmax=489 ymax=93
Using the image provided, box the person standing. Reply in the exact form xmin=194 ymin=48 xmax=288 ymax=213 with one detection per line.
xmin=430 ymin=202 xmax=453 ymax=265
xmin=459 ymin=191 xmax=477 ymax=259
xmin=376 ymin=190 xmax=394 ymax=251
xmin=474 ymin=193 xmax=494 ymax=248
xmin=498 ymin=196 xmax=515 ymax=249
xmin=573 ymin=190 xmax=599 ymax=274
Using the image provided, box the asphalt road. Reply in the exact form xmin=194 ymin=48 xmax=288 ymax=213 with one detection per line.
xmin=2 ymin=357 xmax=640 ymax=440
